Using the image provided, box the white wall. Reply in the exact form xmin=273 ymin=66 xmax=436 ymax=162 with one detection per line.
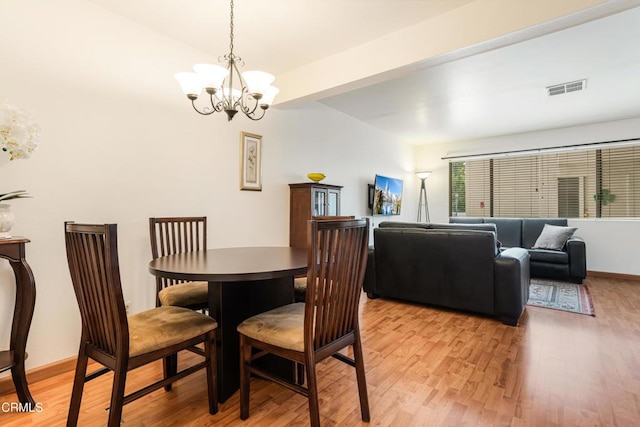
xmin=416 ymin=117 xmax=640 ymax=276
xmin=4 ymin=0 xmax=636 ymax=375
xmin=0 ymin=0 xmax=417 ymax=372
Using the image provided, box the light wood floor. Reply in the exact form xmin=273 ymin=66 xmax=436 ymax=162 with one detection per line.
xmin=1 ymin=276 xmax=639 ymax=426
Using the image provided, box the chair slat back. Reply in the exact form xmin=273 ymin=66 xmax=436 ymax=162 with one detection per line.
xmin=305 ymin=218 xmax=369 ymax=351
xmin=149 ymin=217 xmax=207 ymax=304
xmin=64 ymin=222 xmax=128 ymax=358
xmin=307 ymin=216 xmax=355 ymax=248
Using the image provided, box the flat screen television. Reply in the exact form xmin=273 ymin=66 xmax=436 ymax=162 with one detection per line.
xmin=372 ymin=174 xmax=403 ymax=215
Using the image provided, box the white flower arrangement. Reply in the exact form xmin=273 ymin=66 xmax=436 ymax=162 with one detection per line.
xmin=0 ymin=101 xmax=40 ymax=160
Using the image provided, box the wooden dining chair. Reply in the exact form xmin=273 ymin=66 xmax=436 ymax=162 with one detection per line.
xmin=65 ymin=222 xmax=218 ymax=427
xmin=238 ymin=218 xmax=370 ymax=427
xmin=149 ymin=217 xmax=208 ymax=310
xmin=293 ymin=215 xmax=356 ymax=302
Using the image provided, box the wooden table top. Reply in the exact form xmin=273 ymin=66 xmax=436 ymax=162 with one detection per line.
xmin=0 ymin=237 xmax=29 ymax=245
xmin=148 ymin=246 xmax=308 ymax=282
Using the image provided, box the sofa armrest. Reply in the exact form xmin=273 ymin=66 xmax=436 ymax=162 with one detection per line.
xmin=565 ymin=236 xmax=586 ymax=283
xmin=363 ymin=246 xmax=378 ymax=297
xmin=494 ymin=247 xmax=530 ymax=326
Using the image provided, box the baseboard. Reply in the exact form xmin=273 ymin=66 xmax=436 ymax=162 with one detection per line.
xmin=587 ymin=270 xmax=640 ymax=282
xmin=0 ymin=356 xmax=94 ymax=396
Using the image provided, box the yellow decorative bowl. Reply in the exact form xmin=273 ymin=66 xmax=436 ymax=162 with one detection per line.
xmin=307 ymin=173 xmax=326 ymax=183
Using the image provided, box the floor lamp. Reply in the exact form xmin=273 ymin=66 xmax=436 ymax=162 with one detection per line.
xmin=416 ymin=171 xmax=431 ymax=222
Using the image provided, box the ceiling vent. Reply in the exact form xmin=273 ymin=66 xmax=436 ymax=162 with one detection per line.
xmin=547 ymin=79 xmax=587 ymax=96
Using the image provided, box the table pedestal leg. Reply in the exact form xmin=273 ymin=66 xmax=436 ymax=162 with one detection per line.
xmin=208 ymin=276 xmax=295 ymax=403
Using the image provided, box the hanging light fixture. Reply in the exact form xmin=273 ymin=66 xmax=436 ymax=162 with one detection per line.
xmin=174 ymin=0 xmax=279 ymax=121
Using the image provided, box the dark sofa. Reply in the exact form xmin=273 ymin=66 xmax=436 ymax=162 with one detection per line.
xmin=449 ymin=217 xmax=586 ymax=283
xmin=363 ymin=222 xmax=530 ymax=326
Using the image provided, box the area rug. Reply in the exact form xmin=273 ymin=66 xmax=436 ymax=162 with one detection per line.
xmin=527 ymin=279 xmax=595 ymax=316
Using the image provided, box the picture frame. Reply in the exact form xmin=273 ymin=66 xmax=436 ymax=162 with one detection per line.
xmin=240 ymin=132 xmax=263 ymax=191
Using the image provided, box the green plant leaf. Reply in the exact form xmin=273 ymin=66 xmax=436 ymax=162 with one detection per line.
xmin=0 ymin=190 xmax=32 ymax=202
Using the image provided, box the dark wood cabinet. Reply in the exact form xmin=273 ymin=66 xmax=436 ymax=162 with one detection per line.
xmin=289 ymin=183 xmax=342 ymax=248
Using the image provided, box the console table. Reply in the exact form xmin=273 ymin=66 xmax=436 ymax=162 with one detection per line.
xmin=0 ymin=237 xmax=36 ymax=406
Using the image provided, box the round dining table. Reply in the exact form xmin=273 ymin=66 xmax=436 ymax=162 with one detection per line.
xmin=149 ymin=246 xmax=307 ymax=402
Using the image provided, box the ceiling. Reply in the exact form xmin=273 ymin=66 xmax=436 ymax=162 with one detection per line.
xmin=85 ymin=0 xmax=640 ymax=145
xmin=86 ymin=0 xmax=475 ymax=76
xmin=320 ymin=5 xmax=640 ymax=144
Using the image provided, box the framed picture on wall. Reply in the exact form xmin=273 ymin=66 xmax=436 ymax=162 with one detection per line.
xmin=240 ymin=132 xmax=262 ymax=191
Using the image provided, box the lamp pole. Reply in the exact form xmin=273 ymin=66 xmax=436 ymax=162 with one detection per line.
xmin=416 ymin=172 xmax=431 ymax=222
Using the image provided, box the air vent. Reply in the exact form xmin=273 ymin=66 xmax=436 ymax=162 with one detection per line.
xmin=547 ymin=79 xmax=587 ymax=96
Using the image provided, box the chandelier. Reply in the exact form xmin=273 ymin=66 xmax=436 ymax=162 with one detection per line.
xmin=174 ymin=0 xmax=278 ymax=121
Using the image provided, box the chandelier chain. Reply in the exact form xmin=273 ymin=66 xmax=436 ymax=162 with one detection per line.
xmin=229 ymin=0 xmax=234 ymax=55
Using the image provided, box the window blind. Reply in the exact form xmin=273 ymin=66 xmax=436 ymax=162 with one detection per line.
xmin=449 ymin=144 xmax=640 ymax=219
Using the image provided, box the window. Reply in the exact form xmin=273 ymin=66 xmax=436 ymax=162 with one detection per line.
xmin=449 ymin=144 xmax=640 ymax=219
xmin=450 ymin=161 xmax=466 ymax=216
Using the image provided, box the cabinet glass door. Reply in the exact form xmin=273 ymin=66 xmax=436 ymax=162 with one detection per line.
xmin=327 ymin=190 xmax=340 ymax=216
xmin=313 ymin=190 xmax=326 ymax=216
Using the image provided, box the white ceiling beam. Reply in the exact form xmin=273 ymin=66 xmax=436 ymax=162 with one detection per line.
xmin=274 ymin=0 xmax=630 ymax=108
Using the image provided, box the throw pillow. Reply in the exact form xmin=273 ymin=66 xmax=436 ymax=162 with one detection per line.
xmin=532 ymin=224 xmax=577 ymax=250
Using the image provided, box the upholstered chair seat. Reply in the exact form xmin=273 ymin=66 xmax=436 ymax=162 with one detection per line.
xmin=157 ymin=281 xmax=208 ymax=308
xmin=237 ymin=303 xmax=305 ymax=352
xmin=128 ymin=306 xmax=217 ymax=357
xmin=293 ymin=278 xmax=307 ymax=302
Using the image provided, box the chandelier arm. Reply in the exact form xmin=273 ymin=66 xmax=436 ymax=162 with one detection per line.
xmin=243 ymin=107 xmax=267 ymax=121
xmin=190 ymin=95 xmax=226 ymax=115
xmin=209 ymin=93 xmax=227 ymax=112
xmin=225 ymin=56 xmax=238 ymax=110
xmin=228 ymin=57 xmax=250 ymax=113
xmin=239 ymin=93 xmax=260 ymax=116
xmin=191 ymin=99 xmax=216 ymax=116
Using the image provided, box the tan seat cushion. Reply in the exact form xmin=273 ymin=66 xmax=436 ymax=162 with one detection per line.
xmin=158 ymin=281 xmax=208 ymax=307
xmin=294 ymin=277 xmax=307 ymax=301
xmin=237 ymin=303 xmax=305 ymax=352
xmin=128 ymin=306 xmax=217 ymax=357
xmin=293 ymin=277 xmax=307 ymax=293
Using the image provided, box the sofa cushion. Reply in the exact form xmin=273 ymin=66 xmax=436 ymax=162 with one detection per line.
xmin=449 ymin=217 xmax=484 ymax=224
xmin=379 ymin=221 xmax=432 ymax=230
xmin=432 ymin=223 xmax=499 ymax=254
xmin=430 ymin=223 xmax=497 ymax=233
xmin=528 ymin=248 xmax=569 ymax=264
xmin=532 ymin=224 xmax=577 ymax=250
xmin=484 ymin=218 xmax=523 ymax=248
xmin=522 ymin=218 xmax=568 ymax=249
